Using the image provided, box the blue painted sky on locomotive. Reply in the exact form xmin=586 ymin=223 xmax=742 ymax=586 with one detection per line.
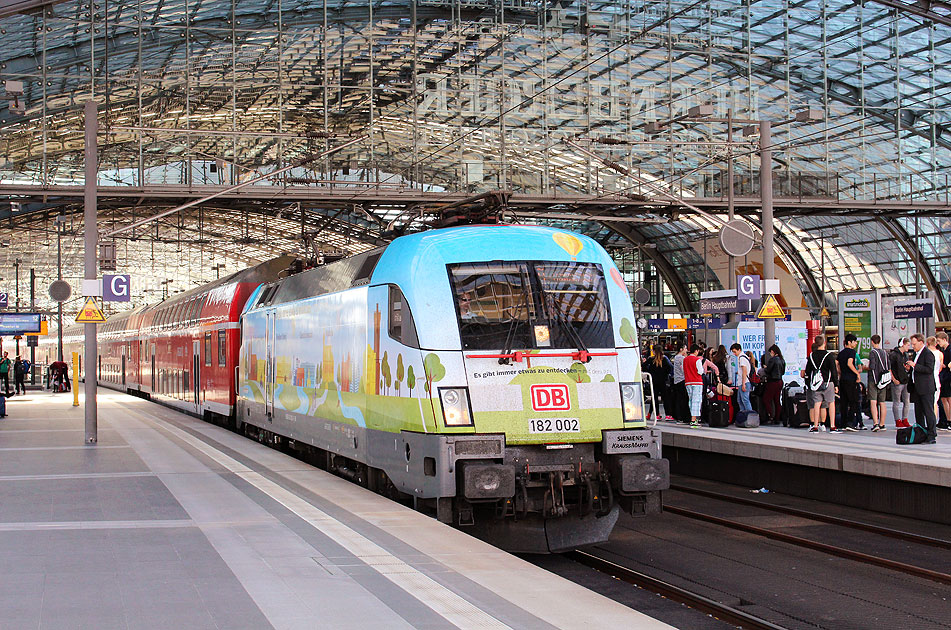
xmin=372 ymin=224 xmax=645 ymax=430
xmin=372 ymin=225 xmax=636 ymax=350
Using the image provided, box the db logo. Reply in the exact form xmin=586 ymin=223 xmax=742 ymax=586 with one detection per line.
xmin=531 ymin=384 xmax=571 ymax=411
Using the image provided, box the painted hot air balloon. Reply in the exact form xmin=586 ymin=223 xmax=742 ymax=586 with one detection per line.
xmin=610 ymin=267 xmax=626 ymax=290
xmin=553 ymin=232 xmax=583 ymax=260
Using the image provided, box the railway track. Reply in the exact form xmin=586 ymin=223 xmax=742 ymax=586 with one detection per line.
xmin=670 ymin=483 xmax=951 ymax=550
xmin=665 ymin=485 xmax=951 ymax=586
xmin=567 ymin=550 xmax=788 ymax=630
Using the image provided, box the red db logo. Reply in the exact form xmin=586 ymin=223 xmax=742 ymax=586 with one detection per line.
xmin=531 ymin=384 xmax=571 ymax=411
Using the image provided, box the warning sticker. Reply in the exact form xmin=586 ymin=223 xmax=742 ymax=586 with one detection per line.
xmin=756 ymin=294 xmax=786 ymax=319
xmin=75 ymin=297 xmax=106 ymax=323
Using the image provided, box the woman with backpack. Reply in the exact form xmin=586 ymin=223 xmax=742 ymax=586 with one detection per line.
xmin=803 ymin=335 xmax=839 ymax=432
xmin=763 ymin=345 xmax=786 ymax=425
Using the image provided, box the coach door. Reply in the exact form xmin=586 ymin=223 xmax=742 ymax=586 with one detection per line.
xmin=192 ymin=340 xmax=201 ymax=411
xmin=121 ymin=350 xmax=126 ymax=385
xmin=150 ymin=343 xmax=156 ymax=392
xmin=265 ymin=311 xmax=275 ymax=421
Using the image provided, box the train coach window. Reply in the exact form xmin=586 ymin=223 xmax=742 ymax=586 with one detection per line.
xmin=191 ymin=294 xmax=206 ymax=322
xmin=218 ymin=330 xmax=227 ymax=366
xmin=204 ymin=333 xmax=212 ymax=366
xmin=388 ymin=285 xmax=419 ymax=348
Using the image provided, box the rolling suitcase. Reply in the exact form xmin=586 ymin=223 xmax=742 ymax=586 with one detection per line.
xmin=707 ymin=397 xmax=730 ymax=427
xmin=791 ymin=394 xmax=811 ymax=428
xmin=735 ymin=409 xmax=760 ymax=428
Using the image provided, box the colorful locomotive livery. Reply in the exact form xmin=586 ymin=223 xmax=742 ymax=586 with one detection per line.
xmin=50 ymin=225 xmax=668 ymax=553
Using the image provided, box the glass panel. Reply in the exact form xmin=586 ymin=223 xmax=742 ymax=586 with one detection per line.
xmin=448 ymin=261 xmax=613 ymax=350
xmin=449 ymin=262 xmax=535 ymax=351
xmin=535 ymin=262 xmax=613 ymax=348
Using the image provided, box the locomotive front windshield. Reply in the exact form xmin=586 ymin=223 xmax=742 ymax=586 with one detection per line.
xmin=449 ymin=261 xmax=613 ymax=350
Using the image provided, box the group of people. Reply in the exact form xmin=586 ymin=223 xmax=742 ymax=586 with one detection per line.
xmin=643 ymin=340 xmax=787 ymax=428
xmin=0 ymin=351 xmax=30 ymax=396
xmin=644 ymin=330 xmax=949 ymax=445
xmin=802 ymin=332 xmax=949 ymax=444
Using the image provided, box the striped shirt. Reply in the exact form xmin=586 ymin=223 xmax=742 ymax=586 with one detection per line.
xmin=672 ymin=353 xmax=686 ymax=384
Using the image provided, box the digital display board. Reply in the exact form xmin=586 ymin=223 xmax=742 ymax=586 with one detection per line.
xmin=0 ymin=313 xmax=42 ymax=335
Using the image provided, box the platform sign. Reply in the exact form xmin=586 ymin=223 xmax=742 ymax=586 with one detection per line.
xmin=756 ymin=295 xmax=786 ymax=319
xmin=699 ymin=296 xmax=753 ymax=313
xmin=737 ymin=275 xmax=761 ymax=300
xmin=0 ymin=313 xmax=41 ymax=334
xmin=103 ymin=274 xmax=131 ymax=302
xmin=893 ymin=299 xmax=933 ymax=320
xmin=75 ymin=297 xmax=106 ymax=323
xmin=0 ymin=292 xmax=7 ymax=309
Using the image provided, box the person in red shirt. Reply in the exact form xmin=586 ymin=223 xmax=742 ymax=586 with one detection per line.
xmin=684 ymin=344 xmax=706 ymax=427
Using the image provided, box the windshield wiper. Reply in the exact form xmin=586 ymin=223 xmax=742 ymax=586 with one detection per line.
xmin=498 ymin=302 xmax=526 ymax=365
xmin=547 ymin=297 xmax=590 ymax=362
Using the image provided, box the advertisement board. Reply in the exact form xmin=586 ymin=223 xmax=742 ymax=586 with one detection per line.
xmin=880 ymin=293 xmax=933 ymax=350
xmin=719 ymin=321 xmax=809 ymax=384
xmin=837 ymin=290 xmax=879 ymax=364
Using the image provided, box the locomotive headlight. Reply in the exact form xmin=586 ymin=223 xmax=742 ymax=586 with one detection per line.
xmin=620 ymin=381 xmax=644 ymax=422
xmin=439 ymin=387 xmax=473 ymax=427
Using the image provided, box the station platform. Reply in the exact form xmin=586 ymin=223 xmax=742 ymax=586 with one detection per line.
xmin=658 ymin=420 xmax=951 ymax=486
xmin=0 ymin=390 xmax=671 ymax=630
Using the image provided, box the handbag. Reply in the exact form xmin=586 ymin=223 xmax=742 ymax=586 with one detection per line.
xmin=716 ymin=382 xmax=734 ymax=397
xmin=896 ymin=423 xmax=929 ymax=445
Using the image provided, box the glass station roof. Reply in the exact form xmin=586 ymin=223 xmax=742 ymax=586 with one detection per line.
xmin=0 ymin=0 xmax=948 ymax=318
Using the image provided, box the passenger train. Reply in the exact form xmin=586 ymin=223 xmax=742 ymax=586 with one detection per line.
xmin=49 ymin=225 xmax=669 ymax=552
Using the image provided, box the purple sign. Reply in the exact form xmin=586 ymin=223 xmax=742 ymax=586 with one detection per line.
xmin=103 ymin=274 xmax=131 ymax=302
xmin=737 ymin=275 xmax=761 ymax=300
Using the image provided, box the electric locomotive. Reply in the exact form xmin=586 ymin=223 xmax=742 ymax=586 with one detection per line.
xmin=238 ymin=225 xmax=668 ymax=552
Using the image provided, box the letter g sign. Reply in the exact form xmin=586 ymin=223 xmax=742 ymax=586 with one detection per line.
xmin=103 ymin=274 xmax=131 ymax=302
xmin=736 ymin=274 xmax=760 ymax=300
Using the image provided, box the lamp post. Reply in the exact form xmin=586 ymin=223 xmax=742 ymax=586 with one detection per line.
xmin=55 ymin=215 xmax=66 ymax=362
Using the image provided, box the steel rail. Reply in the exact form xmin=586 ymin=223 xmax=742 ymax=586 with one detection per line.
xmin=567 ymin=550 xmax=788 ymax=630
xmin=670 ymin=483 xmax=951 ymax=550
xmin=663 ymin=504 xmax=951 ymax=586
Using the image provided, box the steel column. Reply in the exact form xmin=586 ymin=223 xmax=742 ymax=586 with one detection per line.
xmin=761 ymin=120 xmax=776 ymax=350
xmin=84 ymin=100 xmax=98 ymax=445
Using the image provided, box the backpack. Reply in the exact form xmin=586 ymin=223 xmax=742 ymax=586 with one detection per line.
xmin=808 ymin=352 xmax=828 ymax=391
xmin=873 ymin=349 xmax=891 ymax=389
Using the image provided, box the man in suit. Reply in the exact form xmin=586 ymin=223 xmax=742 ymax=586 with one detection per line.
xmin=905 ymin=333 xmax=937 ymax=444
